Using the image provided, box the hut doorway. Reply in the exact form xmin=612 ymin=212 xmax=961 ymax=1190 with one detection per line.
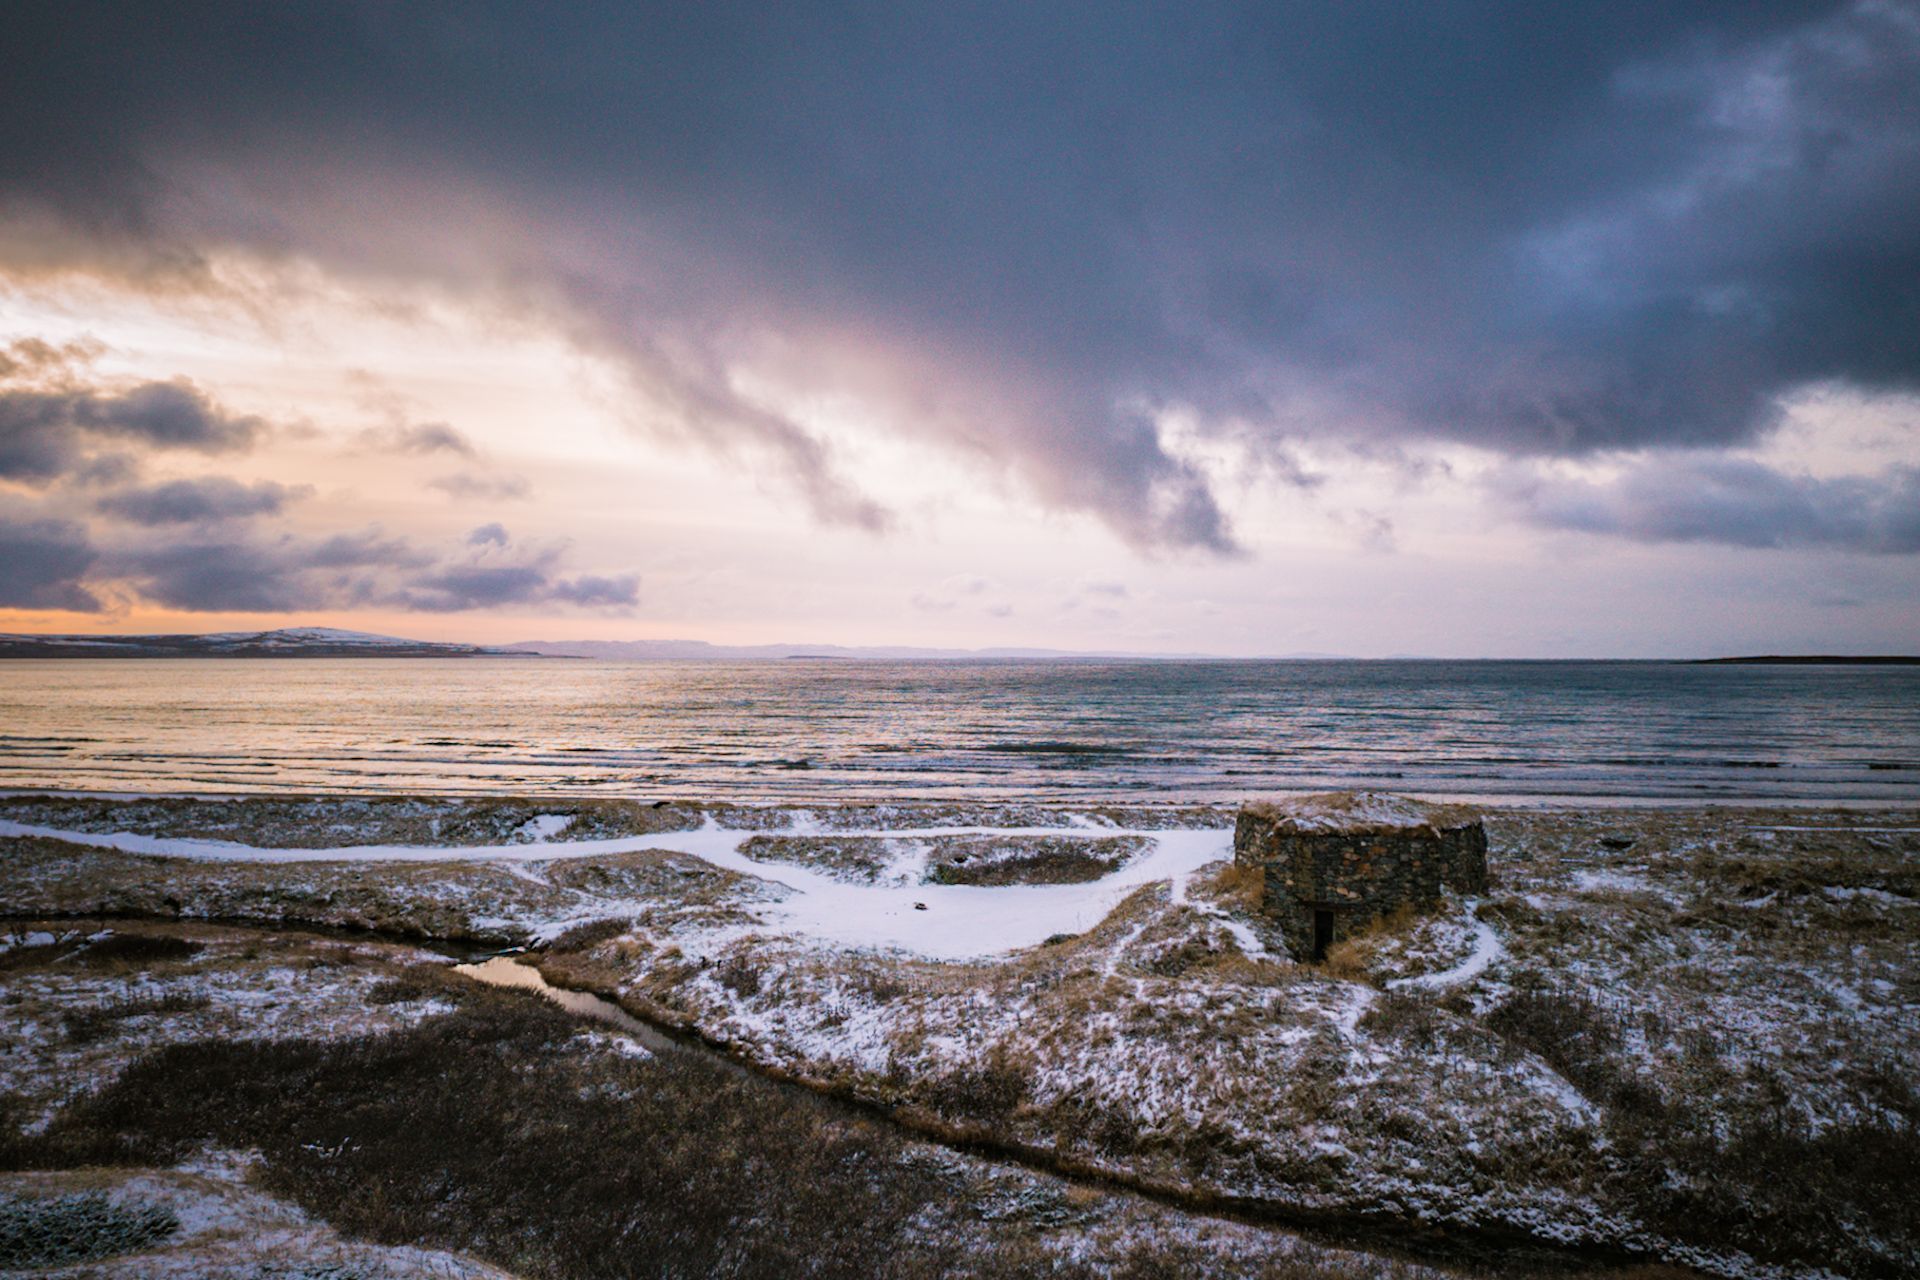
xmin=1312 ymin=909 xmax=1335 ymax=961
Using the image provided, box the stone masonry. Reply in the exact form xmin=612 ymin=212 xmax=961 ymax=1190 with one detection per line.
xmin=1233 ymin=791 xmax=1487 ymax=961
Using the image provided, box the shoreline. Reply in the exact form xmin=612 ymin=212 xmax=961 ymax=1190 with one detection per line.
xmin=4 ymin=784 xmax=1918 ymax=811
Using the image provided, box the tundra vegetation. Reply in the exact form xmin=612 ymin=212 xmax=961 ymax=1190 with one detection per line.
xmin=1 ymin=794 xmax=1914 ymax=1278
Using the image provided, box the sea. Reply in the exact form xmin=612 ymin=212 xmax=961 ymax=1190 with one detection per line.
xmin=1 ymin=658 xmax=1915 ymax=805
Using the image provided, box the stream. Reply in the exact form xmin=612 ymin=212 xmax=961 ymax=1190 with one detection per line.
xmin=453 ymin=956 xmax=679 ymax=1052
xmin=449 ymin=953 xmax=1661 ymax=1276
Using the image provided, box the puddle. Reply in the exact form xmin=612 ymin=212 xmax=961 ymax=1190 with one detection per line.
xmin=452 ymin=956 xmax=677 ymax=1053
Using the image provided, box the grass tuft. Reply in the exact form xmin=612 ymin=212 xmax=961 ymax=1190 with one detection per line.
xmin=59 ymin=993 xmax=212 ymax=1044
xmin=0 ymin=1192 xmax=178 ymax=1268
xmin=73 ymin=934 xmax=203 ymax=968
xmin=546 ymin=918 xmax=632 ymax=953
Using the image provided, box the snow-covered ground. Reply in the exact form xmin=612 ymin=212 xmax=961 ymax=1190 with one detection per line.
xmin=1386 ymin=905 xmax=1502 ymax=991
xmin=0 ymin=813 xmax=1233 ymax=961
xmin=0 ymin=927 xmax=457 ymax=1132
xmin=0 ymin=914 xmax=1455 ymax=1280
xmin=3 ymin=796 xmax=1915 ymax=1277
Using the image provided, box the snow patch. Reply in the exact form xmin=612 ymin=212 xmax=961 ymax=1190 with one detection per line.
xmin=0 ymin=813 xmax=1237 ymax=961
xmin=1573 ymin=869 xmax=1654 ymax=894
xmin=1388 ymin=906 xmax=1502 ymax=991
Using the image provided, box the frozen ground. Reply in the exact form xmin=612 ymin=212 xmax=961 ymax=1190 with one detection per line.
xmin=0 ymin=924 xmax=459 ymax=1134
xmin=0 ymin=1155 xmax=511 ymax=1278
xmin=0 ymin=915 xmax=1450 ymax=1280
xmin=0 ymin=810 xmax=1232 ymax=960
xmin=2 ymin=793 xmax=1915 ymax=1277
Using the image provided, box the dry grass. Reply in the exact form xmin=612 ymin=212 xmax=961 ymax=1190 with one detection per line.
xmin=1196 ymin=859 xmax=1265 ymax=911
xmin=738 ymin=834 xmax=900 ymax=882
xmin=59 ymin=993 xmax=212 ymax=1045
xmin=582 ymin=806 xmax=1920 ymax=1275
xmin=13 ymin=990 xmax=964 ymax=1278
xmin=0 ymin=1189 xmax=179 ymax=1270
xmin=546 ymin=917 xmax=633 ymax=952
xmin=0 ymin=794 xmax=704 ymax=849
xmin=67 ymin=934 xmax=203 ymax=968
xmin=0 ymin=834 xmax=765 ymax=951
xmin=5 ymin=984 xmax=1444 ymax=1280
xmin=1320 ymin=904 xmax=1422 ymax=979
xmin=0 ymin=922 xmax=462 ymax=1133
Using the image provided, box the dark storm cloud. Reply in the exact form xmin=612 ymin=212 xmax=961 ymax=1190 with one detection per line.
xmin=2 ymin=2 xmax=1915 ymax=551
xmin=397 ymin=564 xmax=639 ymax=612
xmin=111 ymin=529 xmax=429 ymax=612
xmin=1502 ymin=458 xmax=1920 ymax=554
xmin=393 ymin=527 xmax=640 ymax=611
xmin=106 ymin=523 xmax=636 ymax=613
xmin=547 ymin=574 xmax=642 ymax=608
xmin=0 ymin=515 xmax=100 ymax=611
xmin=0 ymin=338 xmax=264 ymax=483
xmin=95 ymin=476 xmax=310 ymax=525
xmin=405 ymin=525 xmax=640 ymax=612
xmin=0 ymin=381 xmax=262 ymax=481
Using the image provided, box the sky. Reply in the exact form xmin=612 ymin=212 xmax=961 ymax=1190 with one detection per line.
xmin=0 ymin=1 xmax=1916 ymax=657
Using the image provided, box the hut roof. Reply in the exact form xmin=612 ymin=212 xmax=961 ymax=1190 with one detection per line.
xmin=1240 ymin=790 xmax=1479 ymax=835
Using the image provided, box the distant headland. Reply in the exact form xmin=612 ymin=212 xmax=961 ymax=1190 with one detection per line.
xmin=1692 ymin=655 xmax=1920 ymax=665
xmin=0 ymin=628 xmax=529 ymax=659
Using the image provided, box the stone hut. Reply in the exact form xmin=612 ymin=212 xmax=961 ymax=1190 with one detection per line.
xmin=1234 ymin=792 xmax=1487 ymax=961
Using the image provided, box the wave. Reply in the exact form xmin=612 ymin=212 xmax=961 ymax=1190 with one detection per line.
xmin=978 ymin=741 xmax=1130 ymax=756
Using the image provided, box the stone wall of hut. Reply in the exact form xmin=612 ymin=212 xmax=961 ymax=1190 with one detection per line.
xmin=1233 ymin=809 xmax=1487 ymax=960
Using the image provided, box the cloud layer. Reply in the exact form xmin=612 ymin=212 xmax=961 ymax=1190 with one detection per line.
xmin=96 ymin=476 xmax=310 ymax=525
xmin=1 ymin=2 xmax=1915 ymax=563
xmin=0 ymin=516 xmax=100 ymax=611
xmin=1505 ymin=456 xmax=1920 ymax=553
xmin=1 ymin=338 xmax=261 ymax=484
xmin=0 ymin=338 xmax=636 ymax=616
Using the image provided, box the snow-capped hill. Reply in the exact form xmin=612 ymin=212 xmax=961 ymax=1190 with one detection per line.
xmin=0 ymin=629 xmax=536 ymax=659
xmin=200 ymin=628 xmax=423 ymax=648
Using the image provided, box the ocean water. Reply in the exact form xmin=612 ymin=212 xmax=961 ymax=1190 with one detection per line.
xmin=0 ymin=658 xmax=1915 ymax=804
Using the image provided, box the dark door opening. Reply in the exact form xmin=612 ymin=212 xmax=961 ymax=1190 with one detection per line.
xmin=1312 ymin=909 xmax=1335 ymax=961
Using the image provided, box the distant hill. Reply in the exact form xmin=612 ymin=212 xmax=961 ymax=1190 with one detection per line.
xmin=1693 ymin=655 xmax=1920 ymax=665
xmin=505 ymin=638 xmax=1221 ymax=661
xmin=0 ymin=629 xmax=1337 ymax=662
xmin=0 ymin=627 xmax=531 ymax=659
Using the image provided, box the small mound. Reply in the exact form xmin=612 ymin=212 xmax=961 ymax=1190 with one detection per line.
xmin=738 ymin=835 xmax=899 ymax=883
xmin=73 ymin=933 xmax=202 ymax=967
xmin=925 ymin=835 xmax=1149 ymax=885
